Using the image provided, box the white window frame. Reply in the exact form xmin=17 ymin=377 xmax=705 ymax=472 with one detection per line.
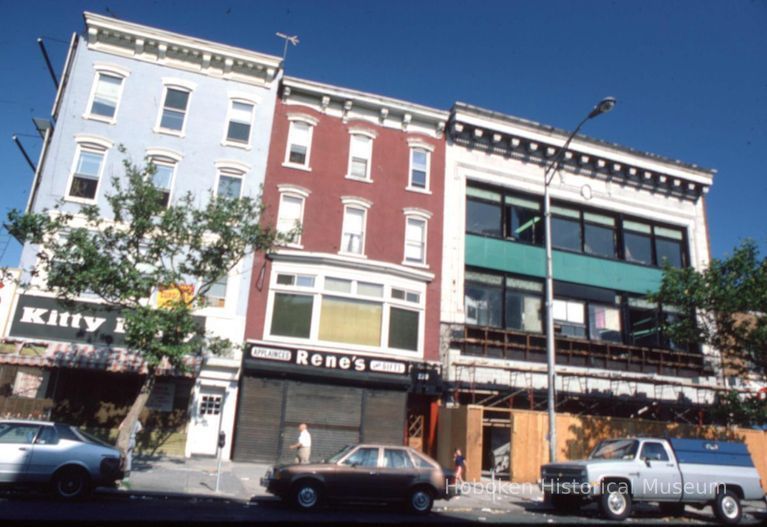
xmin=263 ymin=262 xmax=426 ymax=357
xmin=222 ymin=94 xmax=258 ymax=149
xmin=276 ymin=184 xmax=310 ymax=248
xmin=213 ymin=160 xmax=250 ymax=199
xmin=406 ymin=138 xmax=434 ymax=193
xmin=339 ymin=197 xmax=372 ymax=257
xmin=154 ymin=78 xmax=196 ymax=137
xmin=64 ymin=134 xmax=113 ymax=204
xmin=402 ymin=208 xmax=431 ymax=267
xmin=346 ymin=128 xmax=377 ymax=182
xmin=283 ymin=113 xmax=318 ymax=171
xmin=83 ymin=63 xmax=130 ymax=124
xmin=146 ymin=148 xmax=181 ymax=208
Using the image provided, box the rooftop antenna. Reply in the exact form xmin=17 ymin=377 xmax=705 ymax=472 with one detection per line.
xmin=275 ymin=32 xmax=299 ymax=61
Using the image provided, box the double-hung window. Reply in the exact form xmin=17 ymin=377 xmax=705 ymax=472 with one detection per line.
xmin=276 ymin=186 xmax=309 ymax=246
xmin=158 ymin=84 xmax=192 ymax=133
xmin=67 ymin=136 xmax=112 ymax=202
xmin=341 ymin=207 xmax=366 ymax=254
xmin=225 ymin=100 xmax=254 ymax=145
xmin=217 ymin=171 xmax=243 ymax=199
xmin=347 ymin=132 xmax=374 ymax=180
xmin=403 ymin=209 xmax=431 ymax=266
xmin=150 ymin=160 xmax=175 ymax=208
xmin=204 ymin=275 xmax=228 ymax=308
xmin=86 ymin=68 xmax=127 ymax=121
xmin=409 ymin=148 xmax=429 ymax=189
xmin=284 ymin=115 xmax=317 ymax=169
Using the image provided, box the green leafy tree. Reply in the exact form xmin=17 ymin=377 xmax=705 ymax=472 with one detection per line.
xmin=650 ymin=240 xmax=767 ymax=425
xmin=6 ymin=154 xmax=292 ymax=452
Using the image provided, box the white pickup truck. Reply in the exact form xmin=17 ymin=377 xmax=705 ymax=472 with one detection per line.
xmin=540 ymin=437 xmax=764 ymax=523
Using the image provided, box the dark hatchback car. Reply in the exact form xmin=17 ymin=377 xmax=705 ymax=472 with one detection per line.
xmin=261 ymin=444 xmax=455 ymax=514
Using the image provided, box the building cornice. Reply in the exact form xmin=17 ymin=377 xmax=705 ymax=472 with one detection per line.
xmin=450 ymin=102 xmax=714 ymax=202
xmin=282 ymin=76 xmax=448 ymax=138
xmin=83 ymin=12 xmax=282 ymax=87
xmin=269 ymin=249 xmax=435 ymax=283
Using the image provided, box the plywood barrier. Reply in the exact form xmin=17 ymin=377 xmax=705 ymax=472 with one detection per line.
xmin=504 ymin=408 xmax=767 ymax=490
xmin=436 ymin=405 xmax=483 ymax=482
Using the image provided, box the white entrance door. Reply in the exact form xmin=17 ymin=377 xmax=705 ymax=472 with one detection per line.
xmin=189 ymin=387 xmax=225 ymax=456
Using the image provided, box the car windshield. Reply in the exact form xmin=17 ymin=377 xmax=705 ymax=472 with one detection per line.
xmin=326 ymin=445 xmax=355 ymax=464
xmin=589 ymin=439 xmax=639 ymax=460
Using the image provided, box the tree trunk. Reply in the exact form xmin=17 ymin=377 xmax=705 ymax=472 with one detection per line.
xmin=117 ymin=372 xmax=156 ymax=454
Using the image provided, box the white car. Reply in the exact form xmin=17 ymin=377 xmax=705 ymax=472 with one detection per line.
xmin=0 ymin=419 xmax=125 ymax=499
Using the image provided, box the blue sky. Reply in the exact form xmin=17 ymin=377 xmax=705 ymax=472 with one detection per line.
xmin=1 ymin=0 xmax=765 ymax=267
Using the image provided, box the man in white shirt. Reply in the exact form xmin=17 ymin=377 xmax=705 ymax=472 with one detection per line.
xmin=290 ymin=423 xmax=311 ymax=464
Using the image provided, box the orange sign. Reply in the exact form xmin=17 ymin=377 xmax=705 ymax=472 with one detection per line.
xmin=157 ymin=284 xmax=195 ymax=308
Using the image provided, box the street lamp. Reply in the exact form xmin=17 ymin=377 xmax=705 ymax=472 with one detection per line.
xmin=543 ymin=97 xmax=616 ymax=463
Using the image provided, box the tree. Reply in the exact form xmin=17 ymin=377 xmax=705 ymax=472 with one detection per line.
xmin=650 ymin=239 xmax=767 ymax=425
xmin=6 ymin=153 xmax=292 ymax=453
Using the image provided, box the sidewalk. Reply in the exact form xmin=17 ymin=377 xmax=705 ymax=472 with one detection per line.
xmin=119 ymin=455 xmax=543 ymax=512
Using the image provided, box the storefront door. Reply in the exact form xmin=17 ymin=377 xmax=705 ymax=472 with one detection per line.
xmin=188 ymin=386 xmax=225 ymax=456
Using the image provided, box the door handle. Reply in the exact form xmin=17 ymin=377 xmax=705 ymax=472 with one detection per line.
xmin=666 ymin=463 xmax=675 ymax=467
xmin=627 ymin=472 xmax=639 ymax=477
xmin=18 ymin=447 xmax=29 ymax=451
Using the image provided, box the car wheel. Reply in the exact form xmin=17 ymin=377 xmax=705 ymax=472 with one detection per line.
xmin=292 ymin=480 xmax=322 ymax=511
xmin=408 ymin=487 xmax=434 ymax=515
xmin=659 ymin=502 xmax=686 ymax=517
xmin=600 ymin=485 xmax=632 ymax=521
xmin=712 ymin=489 xmax=742 ymax=525
xmin=52 ymin=466 xmax=91 ymax=500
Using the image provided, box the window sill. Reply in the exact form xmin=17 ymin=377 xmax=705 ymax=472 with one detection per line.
xmin=406 ymin=186 xmax=431 ymax=195
xmin=82 ymin=113 xmax=116 ymax=125
xmin=153 ymin=127 xmax=185 ymax=138
xmin=63 ymin=195 xmax=98 ymax=205
xmin=345 ymin=175 xmax=373 ymax=184
xmin=221 ymin=140 xmax=252 ymax=150
xmin=337 ymin=251 xmax=368 ymax=259
xmin=401 ymin=260 xmax=429 ymax=269
xmin=282 ymin=162 xmax=312 ymax=172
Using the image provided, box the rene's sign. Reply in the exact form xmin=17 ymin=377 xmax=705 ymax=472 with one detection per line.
xmin=248 ymin=345 xmax=408 ymax=376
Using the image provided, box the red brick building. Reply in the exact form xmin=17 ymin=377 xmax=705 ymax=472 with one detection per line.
xmin=232 ymin=77 xmax=448 ymax=463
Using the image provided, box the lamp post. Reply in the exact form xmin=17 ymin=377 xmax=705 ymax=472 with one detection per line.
xmin=543 ymin=97 xmax=616 ymax=463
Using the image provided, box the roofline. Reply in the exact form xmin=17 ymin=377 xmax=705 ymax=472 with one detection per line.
xmin=452 ymin=102 xmax=716 ymax=177
xmin=83 ymin=11 xmax=282 ymax=71
xmin=283 ymin=76 xmax=449 ymax=123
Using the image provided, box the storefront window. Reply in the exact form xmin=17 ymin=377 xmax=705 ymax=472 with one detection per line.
xmin=319 ymin=296 xmax=382 ymax=346
xmin=504 ymin=277 xmax=543 ymax=333
xmin=389 ymin=307 xmax=419 ymax=351
xmin=271 ymin=293 xmax=313 ymax=338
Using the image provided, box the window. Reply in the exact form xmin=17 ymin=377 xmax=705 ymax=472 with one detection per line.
xmin=0 ymin=423 xmax=40 ymax=444
xmin=389 ymin=307 xmax=419 ymax=351
xmin=68 ymin=146 xmax=105 ymax=201
xmin=217 ymin=171 xmax=243 ymax=199
xmin=204 ymin=275 xmax=227 ymax=308
xmin=623 ymin=221 xmax=653 ymax=265
xmin=640 ymin=442 xmax=669 ymax=462
xmin=466 ymin=187 xmax=502 ymax=237
xmin=588 ymin=303 xmax=622 ymax=342
xmin=88 ymin=72 xmax=124 ymax=119
xmin=319 ymin=296 xmax=382 ymax=346
xmin=348 ymin=134 xmax=373 ymax=180
xmin=553 ymin=298 xmax=586 ymax=338
xmin=341 ymin=206 xmax=366 ymax=255
xmin=225 ymin=100 xmax=254 ymax=145
xmin=268 ymin=268 xmax=424 ymax=353
xmin=149 ymin=159 xmax=175 ymax=207
xmin=465 ymin=272 xmax=503 ymax=328
xmin=627 ymin=297 xmax=659 ymax=347
xmin=505 ymin=196 xmax=542 ymax=244
xmin=284 ymin=116 xmax=316 ymax=168
xmin=504 ymin=277 xmax=543 ymax=333
xmin=271 ymin=293 xmax=313 ymax=338
xmin=384 ymin=448 xmax=414 ymax=469
xmin=158 ymin=87 xmax=190 ymax=132
xmin=584 ymin=212 xmax=616 ymax=258
xmin=551 ymin=206 xmax=582 ymax=252
xmin=405 ymin=217 xmax=427 ymax=264
xmin=342 ymin=447 xmax=379 ymax=468
xmin=276 ymin=194 xmax=304 ymax=244
xmin=409 ymin=148 xmax=429 ymax=189
xmin=655 ymin=227 xmax=684 ymax=268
